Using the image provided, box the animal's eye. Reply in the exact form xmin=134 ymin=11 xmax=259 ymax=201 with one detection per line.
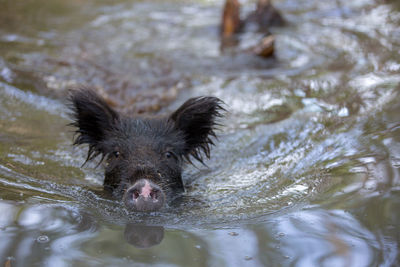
xmin=113 ymin=151 xmax=120 ymax=158
xmin=164 ymin=151 xmax=176 ymax=160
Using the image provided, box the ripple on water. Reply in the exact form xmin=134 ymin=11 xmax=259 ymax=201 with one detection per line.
xmin=0 ymin=1 xmax=399 ymax=265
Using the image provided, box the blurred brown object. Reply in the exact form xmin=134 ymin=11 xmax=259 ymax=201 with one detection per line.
xmin=252 ymin=35 xmax=275 ymax=57
xmin=220 ymin=0 xmax=283 ymax=58
xmin=221 ymin=0 xmax=242 ymax=38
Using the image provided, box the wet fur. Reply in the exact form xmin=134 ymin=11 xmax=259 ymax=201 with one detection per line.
xmin=68 ymin=88 xmax=224 ymax=206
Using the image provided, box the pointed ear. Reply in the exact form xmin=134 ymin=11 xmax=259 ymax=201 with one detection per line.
xmin=170 ymin=96 xmax=224 ymax=164
xmin=68 ymin=88 xmax=120 ymax=163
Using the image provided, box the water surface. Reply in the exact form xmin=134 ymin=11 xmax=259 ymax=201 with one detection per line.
xmin=1 ymin=0 xmax=399 ymax=266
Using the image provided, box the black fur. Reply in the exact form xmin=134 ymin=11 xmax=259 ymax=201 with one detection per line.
xmin=69 ymin=89 xmax=120 ymax=165
xmin=69 ymin=87 xmax=224 ymax=211
xmin=170 ymin=96 xmax=224 ymax=164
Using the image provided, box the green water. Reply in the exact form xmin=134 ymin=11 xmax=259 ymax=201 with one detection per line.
xmin=0 ymin=0 xmax=399 ymax=266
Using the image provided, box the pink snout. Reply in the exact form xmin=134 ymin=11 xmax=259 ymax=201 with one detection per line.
xmin=123 ymin=179 xmax=165 ymax=212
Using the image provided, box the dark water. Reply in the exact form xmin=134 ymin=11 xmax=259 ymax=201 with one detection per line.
xmin=1 ymin=0 xmax=400 ymax=266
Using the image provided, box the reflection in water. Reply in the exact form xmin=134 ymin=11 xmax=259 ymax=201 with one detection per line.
xmin=1 ymin=201 xmax=398 ymax=266
xmin=124 ymin=224 xmax=164 ymax=248
xmin=274 ymin=210 xmax=380 ymax=266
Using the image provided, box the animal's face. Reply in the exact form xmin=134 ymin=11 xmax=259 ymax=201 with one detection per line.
xmin=69 ymin=89 xmax=223 ymax=212
xmin=103 ymin=118 xmax=186 ymax=210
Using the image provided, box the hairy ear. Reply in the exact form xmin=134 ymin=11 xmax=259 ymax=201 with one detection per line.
xmin=68 ymin=88 xmax=120 ymax=163
xmin=170 ymin=96 xmax=224 ymax=164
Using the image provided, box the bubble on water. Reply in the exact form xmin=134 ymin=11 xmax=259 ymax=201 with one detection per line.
xmin=391 ymin=157 xmax=400 ymax=168
xmin=36 ymin=235 xmax=50 ymax=243
xmin=0 ymin=67 xmax=14 ymax=83
xmin=338 ymin=107 xmax=349 ymax=117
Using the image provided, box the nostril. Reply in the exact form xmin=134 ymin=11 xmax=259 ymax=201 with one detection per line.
xmin=150 ymin=190 xmax=158 ymax=200
xmin=132 ymin=189 xmax=140 ymax=200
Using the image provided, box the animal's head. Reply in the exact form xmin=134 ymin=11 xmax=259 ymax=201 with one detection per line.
xmin=69 ymin=88 xmax=224 ymax=212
